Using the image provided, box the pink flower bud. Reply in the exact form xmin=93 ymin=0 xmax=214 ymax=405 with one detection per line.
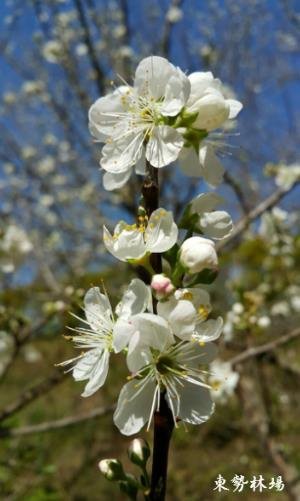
xmin=151 ymin=274 xmax=175 ymax=299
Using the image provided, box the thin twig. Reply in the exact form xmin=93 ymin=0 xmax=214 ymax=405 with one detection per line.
xmin=223 ymin=171 xmax=250 ymax=214
xmin=0 ymin=405 xmax=114 ymax=438
xmin=0 ymin=370 xmax=67 ymax=422
xmin=217 ymin=182 xmax=299 ymax=251
xmin=228 ymin=327 xmax=300 ymax=366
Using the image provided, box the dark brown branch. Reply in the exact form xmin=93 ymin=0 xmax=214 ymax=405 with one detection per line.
xmin=0 ymin=405 xmax=114 ymax=438
xmin=217 ymin=182 xmax=299 ymax=251
xmin=142 ymin=160 xmax=173 ymax=500
xmin=223 ymin=171 xmax=250 ymax=214
xmin=0 ymin=370 xmax=67 ymax=423
xmin=228 ymin=327 xmax=300 ymax=366
xmin=73 ymin=0 xmax=105 ymax=95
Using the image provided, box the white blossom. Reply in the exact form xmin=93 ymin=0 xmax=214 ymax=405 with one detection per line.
xmin=209 ymin=359 xmax=239 ymax=403
xmin=157 ymin=287 xmax=223 ymax=342
xmin=178 ymin=72 xmax=242 ymax=186
xmin=114 ymin=335 xmax=217 ymax=435
xmin=275 ymin=163 xmax=300 ymax=190
xmin=183 ymin=192 xmax=233 ymax=239
xmin=103 ymin=208 xmax=178 ymax=262
xmin=58 ymin=279 xmax=151 ymax=397
xmin=89 ymin=56 xmax=190 ymax=189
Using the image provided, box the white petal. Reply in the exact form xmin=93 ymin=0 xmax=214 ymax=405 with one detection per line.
xmin=145 ymin=209 xmax=178 ymax=253
xmin=127 ymin=333 xmax=153 ymax=372
xmin=134 ymin=149 xmax=146 ymax=175
xmin=73 ymin=350 xmax=99 ymax=381
xmin=103 ymin=225 xmax=146 ymax=262
xmin=113 ymin=378 xmax=156 ymax=435
xmin=199 ymin=144 xmax=225 ymax=187
xmin=81 ymin=350 xmax=110 ymax=397
xmin=116 ymin=279 xmax=152 ymax=318
xmin=227 ymin=99 xmax=243 ymax=119
xmin=88 ymin=86 xmax=129 ymax=139
xmin=199 ymin=210 xmax=233 ymax=239
xmin=160 ymin=67 xmax=190 ymax=116
xmin=187 ymin=72 xmax=216 ymax=108
xmin=193 ymin=317 xmax=223 ymax=343
xmin=146 ymin=126 xmax=184 ymax=168
xmin=103 ymin=169 xmax=132 ymax=191
xmin=129 ymin=313 xmax=174 ymax=353
xmin=176 ymin=381 xmax=214 ymax=424
xmin=168 ymin=300 xmax=196 ymax=340
xmin=192 ymin=92 xmax=230 ymax=131
xmin=179 ymin=342 xmax=218 ymax=367
xmin=73 ymin=349 xmax=110 ymax=397
xmin=178 ymin=146 xmax=201 ymax=177
xmin=84 ymin=287 xmax=112 ymax=331
xmin=134 ymin=56 xmax=177 ymax=101
xmin=113 ymin=317 xmax=136 ymax=353
xmin=101 ymin=131 xmax=144 ymax=173
xmin=190 ymin=192 xmax=224 ymax=214
xmin=157 ymin=295 xmax=177 ymax=320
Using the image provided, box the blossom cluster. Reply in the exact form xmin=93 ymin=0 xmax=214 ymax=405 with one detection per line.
xmin=89 ymin=56 xmax=242 ymax=190
xmin=60 ymin=56 xmax=242 ymax=436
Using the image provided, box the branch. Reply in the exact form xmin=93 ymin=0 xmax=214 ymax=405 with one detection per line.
xmin=228 ymin=327 xmax=300 ymax=366
xmin=223 ymin=171 xmax=250 ymax=214
xmin=72 ymin=0 xmax=105 ymax=95
xmin=160 ymin=0 xmax=183 ymax=57
xmin=0 ymin=370 xmax=67 ymax=422
xmin=0 ymin=405 xmax=114 ymax=438
xmin=217 ymin=182 xmax=299 ymax=251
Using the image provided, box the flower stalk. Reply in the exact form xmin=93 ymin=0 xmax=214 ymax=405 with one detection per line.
xmin=142 ymin=160 xmax=173 ymax=500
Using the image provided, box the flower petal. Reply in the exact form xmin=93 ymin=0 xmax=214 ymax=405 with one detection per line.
xmin=190 ymin=192 xmax=224 ymax=214
xmin=176 ymin=381 xmax=214 ymax=424
xmin=145 ymin=208 xmax=178 ymax=253
xmin=84 ymin=287 xmax=112 ymax=331
xmin=178 ymin=146 xmax=201 ymax=177
xmin=101 ymin=131 xmax=144 ymax=173
xmin=103 ymin=225 xmax=145 ymax=262
xmin=114 ymin=378 xmax=156 ymax=435
xmin=72 ymin=349 xmax=110 ymax=397
xmin=161 ymin=67 xmax=190 ymax=116
xmin=103 ymin=169 xmax=132 ymax=191
xmin=199 ymin=210 xmax=233 ymax=239
xmin=187 ymin=71 xmax=216 ymax=108
xmin=113 ymin=317 xmax=136 ymax=352
xmin=193 ymin=317 xmax=223 ymax=343
xmin=127 ymin=333 xmax=153 ymax=372
xmin=88 ymin=86 xmax=129 ymax=139
xmin=199 ymin=144 xmax=225 ymax=187
xmin=192 ymin=92 xmax=230 ymax=131
xmin=116 ymin=278 xmax=152 ymax=318
xmin=168 ymin=300 xmax=196 ymax=340
xmin=128 ymin=313 xmax=174 ymax=354
xmin=227 ymin=99 xmax=243 ymax=119
xmin=146 ymin=126 xmax=184 ymax=168
xmin=134 ymin=56 xmax=178 ymax=101
xmin=134 ymin=149 xmax=146 ymax=175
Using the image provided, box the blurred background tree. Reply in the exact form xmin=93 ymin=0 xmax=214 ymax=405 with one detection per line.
xmin=0 ymin=0 xmax=299 ymax=499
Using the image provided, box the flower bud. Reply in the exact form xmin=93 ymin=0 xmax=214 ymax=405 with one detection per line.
xmin=191 ymin=93 xmax=230 ymax=131
xmin=151 ymin=274 xmax=175 ymax=299
xmin=128 ymin=438 xmax=150 ymax=467
xmin=179 ymin=236 xmax=218 ymax=274
xmin=98 ymin=459 xmax=125 ymax=481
